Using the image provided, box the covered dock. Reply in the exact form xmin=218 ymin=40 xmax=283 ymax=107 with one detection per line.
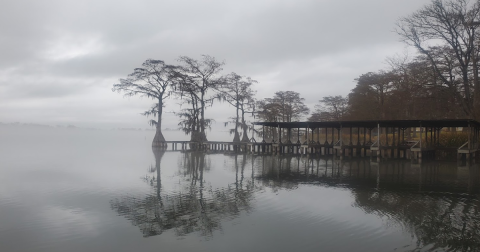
xmin=252 ymin=119 xmax=480 ymax=162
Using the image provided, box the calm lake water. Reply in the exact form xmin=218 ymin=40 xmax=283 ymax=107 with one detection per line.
xmin=1 ymin=126 xmax=480 ymax=252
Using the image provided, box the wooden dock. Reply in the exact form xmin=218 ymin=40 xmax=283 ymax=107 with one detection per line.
xmin=158 ymin=119 xmax=480 ymax=162
xmin=254 ymin=119 xmax=480 ymax=162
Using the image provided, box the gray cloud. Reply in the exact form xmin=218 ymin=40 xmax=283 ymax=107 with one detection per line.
xmin=0 ymin=0 xmax=431 ymax=128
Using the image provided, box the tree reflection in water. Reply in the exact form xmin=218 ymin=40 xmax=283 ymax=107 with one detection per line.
xmin=256 ymin=156 xmax=480 ymax=251
xmin=351 ymin=162 xmax=480 ymax=251
xmin=111 ymin=150 xmax=480 ymax=250
xmin=110 ymin=149 xmax=255 ymax=238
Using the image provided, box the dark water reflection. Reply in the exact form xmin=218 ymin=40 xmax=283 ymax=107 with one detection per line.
xmin=111 ymin=148 xmax=480 ymax=251
xmin=257 ymin=156 xmax=480 ymax=251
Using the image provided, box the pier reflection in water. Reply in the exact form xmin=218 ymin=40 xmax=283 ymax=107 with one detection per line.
xmin=111 ymin=150 xmax=480 ymax=251
xmin=257 ymin=155 xmax=480 ymax=251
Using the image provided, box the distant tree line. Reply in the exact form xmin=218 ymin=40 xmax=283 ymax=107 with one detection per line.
xmin=310 ymin=0 xmax=480 ymax=122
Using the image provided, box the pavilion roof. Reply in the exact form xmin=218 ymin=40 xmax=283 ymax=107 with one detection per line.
xmin=253 ymin=119 xmax=480 ymax=129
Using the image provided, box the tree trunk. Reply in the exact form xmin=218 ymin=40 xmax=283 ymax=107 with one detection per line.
xmin=473 ymin=50 xmax=480 ymax=120
xmin=199 ymin=92 xmax=207 ymax=141
xmin=190 ymin=130 xmax=205 ymax=142
xmin=152 ymin=101 xmax=166 ymax=148
xmin=241 ymin=109 xmax=249 ymax=142
xmin=233 ymin=131 xmax=241 ymax=142
xmin=233 ymin=102 xmax=240 ymax=142
xmin=190 ymin=120 xmax=207 ymax=142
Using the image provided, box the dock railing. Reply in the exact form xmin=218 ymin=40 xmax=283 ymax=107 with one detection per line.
xmin=370 ymin=139 xmax=379 ymax=151
xmin=458 ymin=141 xmax=469 ymax=151
xmin=410 ymin=141 xmax=420 ymax=151
xmin=333 ymin=139 xmax=342 ymax=149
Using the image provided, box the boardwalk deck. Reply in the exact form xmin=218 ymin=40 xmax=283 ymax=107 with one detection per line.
xmin=158 ymin=119 xmax=480 ymax=162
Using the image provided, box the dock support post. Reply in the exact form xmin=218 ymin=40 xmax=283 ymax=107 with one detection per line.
xmin=363 ymin=128 xmax=366 ymax=156
xmin=357 ymin=127 xmax=361 ymax=156
xmin=377 ymin=123 xmax=381 ymax=162
xmin=332 ymin=128 xmax=335 ymax=147
xmin=262 ymin=126 xmax=265 ymax=143
xmin=349 ymin=127 xmax=353 ymax=146
xmin=325 ymin=127 xmax=328 ymax=145
xmin=297 ymin=127 xmax=300 ymax=144
xmin=339 ymin=126 xmax=343 ymax=157
xmin=287 ymin=128 xmax=292 ymax=144
xmin=468 ymin=123 xmax=472 ymax=150
xmin=317 ymin=128 xmax=320 ymax=144
xmin=392 ymin=127 xmax=396 ymax=158
xmin=279 ymin=126 xmax=282 ymax=144
xmin=305 ymin=126 xmax=308 ymax=145
xmin=420 ymin=123 xmax=423 ymax=149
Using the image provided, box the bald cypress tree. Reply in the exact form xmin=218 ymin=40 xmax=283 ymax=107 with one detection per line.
xmin=174 ymin=55 xmax=225 ymax=142
xmin=113 ymin=59 xmax=177 ymax=147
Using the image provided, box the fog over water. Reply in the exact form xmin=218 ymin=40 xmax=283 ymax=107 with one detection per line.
xmin=1 ymin=126 xmax=480 ymax=251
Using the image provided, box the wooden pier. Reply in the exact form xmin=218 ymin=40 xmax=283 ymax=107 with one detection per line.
xmin=254 ymin=119 xmax=480 ymax=162
xmin=159 ymin=119 xmax=480 ymax=162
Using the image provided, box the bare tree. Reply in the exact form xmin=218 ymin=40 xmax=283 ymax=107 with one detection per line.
xmin=174 ymin=55 xmax=225 ymax=142
xmin=349 ymin=71 xmax=394 ymax=120
xmin=256 ymin=91 xmax=309 ymax=141
xmin=396 ymin=0 xmax=480 ymax=118
xmin=218 ymin=73 xmax=257 ymax=142
xmin=260 ymin=91 xmax=309 ymax=122
xmin=256 ymin=98 xmax=281 ymax=122
xmin=112 ymin=59 xmax=177 ymax=147
xmin=347 ymin=53 xmax=467 ymax=121
xmin=309 ymin=95 xmax=348 ymax=121
xmin=257 ymin=91 xmax=309 ymax=122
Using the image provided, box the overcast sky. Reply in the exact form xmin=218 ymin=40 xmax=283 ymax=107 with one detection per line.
xmin=0 ymin=0 xmax=432 ymax=134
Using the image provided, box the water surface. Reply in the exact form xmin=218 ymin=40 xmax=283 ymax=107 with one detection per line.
xmin=1 ymin=126 xmax=479 ymax=251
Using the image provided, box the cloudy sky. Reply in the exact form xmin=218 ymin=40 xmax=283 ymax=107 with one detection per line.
xmin=0 ymin=0 xmax=431 ymax=133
